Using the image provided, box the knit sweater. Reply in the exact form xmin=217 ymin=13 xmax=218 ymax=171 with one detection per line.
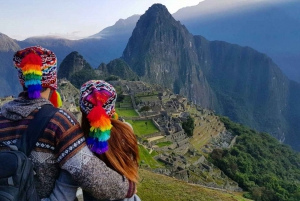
xmin=0 ymin=96 xmax=135 ymax=199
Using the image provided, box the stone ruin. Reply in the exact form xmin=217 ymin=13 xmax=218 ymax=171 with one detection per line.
xmin=113 ymin=80 xmax=240 ymax=191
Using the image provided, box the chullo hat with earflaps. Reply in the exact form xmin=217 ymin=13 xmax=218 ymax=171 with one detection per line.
xmin=13 ymin=46 xmax=62 ymax=108
xmin=79 ymin=80 xmax=118 ymax=154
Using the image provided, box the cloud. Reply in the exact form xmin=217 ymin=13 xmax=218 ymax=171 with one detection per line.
xmin=44 ymin=31 xmax=86 ymax=40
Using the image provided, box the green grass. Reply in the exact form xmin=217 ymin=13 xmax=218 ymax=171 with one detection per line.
xmin=137 ymin=169 xmax=253 ymax=201
xmin=138 ymin=145 xmax=163 ymax=168
xmin=115 ymin=108 xmax=139 ymax=117
xmin=156 ymin=141 xmax=173 ymax=147
xmin=126 ymin=120 xmax=159 ymax=136
xmin=150 ymin=150 xmax=159 ymax=157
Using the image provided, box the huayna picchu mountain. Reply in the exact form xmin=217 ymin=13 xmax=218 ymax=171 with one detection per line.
xmin=122 ymin=4 xmax=216 ymax=109
xmin=121 ymin=4 xmax=300 ymax=151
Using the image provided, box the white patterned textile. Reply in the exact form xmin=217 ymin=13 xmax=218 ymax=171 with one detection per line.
xmin=61 ymin=146 xmax=93 ymax=174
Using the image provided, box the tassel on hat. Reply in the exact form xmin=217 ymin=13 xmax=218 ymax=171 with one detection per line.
xmin=79 ymin=80 xmax=118 ymax=154
xmin=86 ymin=105 xmax=112 ymax=154
xmin=20 ymin=53 xmax=43 ymax=99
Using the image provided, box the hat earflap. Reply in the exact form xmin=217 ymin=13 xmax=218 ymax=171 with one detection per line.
xmin=49 ymin=90 xmax=62 ymax=108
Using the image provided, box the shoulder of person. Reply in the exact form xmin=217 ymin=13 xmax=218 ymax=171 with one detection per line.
xmin=52 ymin=108 xmax=80 ymax=126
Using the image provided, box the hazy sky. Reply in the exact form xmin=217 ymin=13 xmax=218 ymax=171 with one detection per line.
xmin=0 ymin=0 xmax=202 ymax=40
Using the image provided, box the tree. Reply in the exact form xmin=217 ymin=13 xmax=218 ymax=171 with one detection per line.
xmin=182 ymin=116 xmax=194 ymax=137
xmin=139 ymin=105 xmax=151 ymax=112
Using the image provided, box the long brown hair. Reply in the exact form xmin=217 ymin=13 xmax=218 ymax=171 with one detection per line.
xmin=81 ymin=113 xmax=139 ymax=183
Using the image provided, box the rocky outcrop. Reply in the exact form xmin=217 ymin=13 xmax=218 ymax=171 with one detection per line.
xmin=58 ymin=51 xmax=93 ymax=79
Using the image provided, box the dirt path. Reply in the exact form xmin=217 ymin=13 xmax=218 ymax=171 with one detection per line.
xmin=147 ymin=136 xmax=164 ymax=142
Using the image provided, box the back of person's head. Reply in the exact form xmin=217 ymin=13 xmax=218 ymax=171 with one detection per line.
xmin=79 ymin=80 xmax=139 ymax=183
xmin=13 ymin=46 xmax=62 ymax=107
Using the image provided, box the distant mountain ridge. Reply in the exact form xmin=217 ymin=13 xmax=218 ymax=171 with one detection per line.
xmin=172 ymin=0 xmax=300 ymax=82
xmin=121 ymin=4 xmax=300 ymax=151
xmin=89 ymin=15 xmax=140 ymax=39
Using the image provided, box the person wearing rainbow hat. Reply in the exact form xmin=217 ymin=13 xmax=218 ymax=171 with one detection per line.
xmin=48 ymin=80 xmax=141 ymax=201
xmin=0 ymin=46 xmax=135 ymax=200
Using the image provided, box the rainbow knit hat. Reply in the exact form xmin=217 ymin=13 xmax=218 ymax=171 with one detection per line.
xmin=13 ymin=46 xmax=62 ymax=107
xmin=79 ymin=80 xmax=118 ymax=154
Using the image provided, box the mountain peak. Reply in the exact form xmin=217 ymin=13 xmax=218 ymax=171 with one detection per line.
xmin=122 ymin=3 xmax=212 ymax=107
xmin=143 ymin=4 xmax=173 ymax=21
xmin=147 ymin=3 xmax=168 ymax=12
xmin=58 ymin=51 xmax=91 ymax=80
xmin=0 ymin=33 xmax=20 ymax=52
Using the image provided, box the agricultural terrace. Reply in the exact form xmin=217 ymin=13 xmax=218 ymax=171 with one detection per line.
xmin=115 ymin=95 xmax=139 ymax=117
xmin=126 ymin=120 xmax=159 ymax=136
xmin=134 ymin=91 xmax=159 ymax=103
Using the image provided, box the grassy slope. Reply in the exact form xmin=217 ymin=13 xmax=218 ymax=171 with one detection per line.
xmin=138 ymin=145 xmax=163 ymax=168
xmin=137 ymin=169 xmax=252 ymax=201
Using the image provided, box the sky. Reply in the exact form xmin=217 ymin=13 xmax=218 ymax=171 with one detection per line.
xmin=0 ymin=0 xmax=203 ymax=40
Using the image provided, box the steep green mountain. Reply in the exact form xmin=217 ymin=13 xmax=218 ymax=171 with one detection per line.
xmin=58 ymin=51 xmax=93 ymax=80
xmin=210 ymin=117 xmax=300 ymax=201
xmin=58 ymin=52 xmax=139 ymax=88
xmin=122 ymin=4 xmax=216 ymax=109
xmin=58 ymin=51 xmax=100 ymax=88
xmin=121 ymin=4 xmax=300 ymax=151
